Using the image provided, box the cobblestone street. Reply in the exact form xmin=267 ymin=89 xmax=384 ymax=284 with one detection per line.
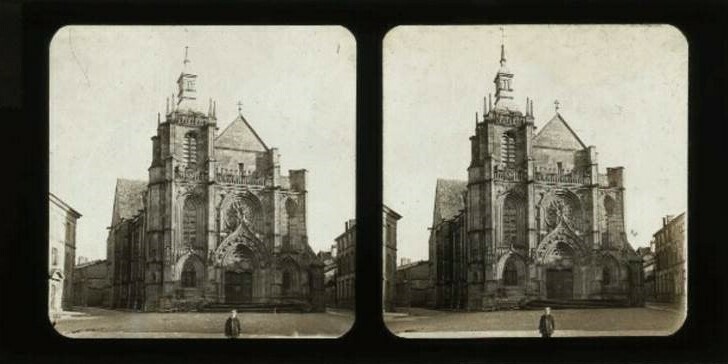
xmin=54 ymin=307 xmax=354 ymax=338
xmin=385 ymin=306 xmax=685 ymax=338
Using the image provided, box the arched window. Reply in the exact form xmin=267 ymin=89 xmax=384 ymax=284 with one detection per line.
xmin=181 ymin=260 xmax=197 ymax=288
xmin=501 ymin=133 xmax=516 ymax=167
xmin=282 ymin=271 xmax=292 ymax=296
xmin=503 ymin=260 xmax=518 ymax=286
xmin=52 ymin=247 xmax=58 ymax=266
xmin=182 ymin=198 xmax=199 ymax=249
xmin=183 ymin=132 xmax=197 ymax=166
xmin=502 ymin=194 xmax=525 ymax=248
xmin=284 ymin=199 xmax=297 ymax=250
xmin=602 ymin=256 xmax=619 ymax=286
xmin=602 ymin=266 xmax=611 ymax=285
xmin=603 ymin=196 xmax=617 ymax=247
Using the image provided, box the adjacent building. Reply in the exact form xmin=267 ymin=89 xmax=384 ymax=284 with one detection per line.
xmin=72 ymin=259 xmax=111 ymax=308
xmin=429 ymin=43 xmax=644 ymax=311
xmin=395 ymin=260 xmax=434 ymax=308
xmin=106 ymin=51 xmax=324 ymax=312
xmin=653 ymin=213 xmax=687 ymax=304
xmin=334 ymin=219 xmax=356 ymax=308
xmin=334 ymin=205 xmax=402 ymax=310
xmin=317 ymin=247 xmax=338 ymax=307
xmin=637 ymin=246 xmax=656 ymax=302
xmin=49 ymin=193 xmax=82 ymax=314
xmin=383 ymin=205 xmax=402 ymax=311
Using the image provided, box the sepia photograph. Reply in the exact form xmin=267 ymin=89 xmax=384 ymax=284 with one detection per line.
xmin=383 ymin=25 xmax=687 ymax=338
xmin=48 ymin=25 xmax=356 ymax=338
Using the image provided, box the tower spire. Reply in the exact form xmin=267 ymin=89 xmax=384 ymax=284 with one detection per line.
xmin=183 ymin=46 xmax=190 ymax=70
xmin=493 ymin=27 xmax=516 ymax=112
xmin=176 ymin=46 xmax=198 ymax=109
xmin=499 ymin=27 xmax=506 ymax=66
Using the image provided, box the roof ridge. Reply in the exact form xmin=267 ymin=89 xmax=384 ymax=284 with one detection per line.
xmin=215 ymin=114 xmax=269 ymax=151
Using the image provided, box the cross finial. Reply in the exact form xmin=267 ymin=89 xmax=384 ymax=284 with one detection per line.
xmin=183 ymin=46 xmax=190 ymax=65
xmin=554 ymin=100 xmax=560 ymax=113
xmin=237 ymin=100 xmax=243 ymax=115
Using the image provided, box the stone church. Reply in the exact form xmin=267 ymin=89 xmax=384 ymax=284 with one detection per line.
xmin=107 ymin=51 xmax=324 ymax=311
xmin=429 ymin=44 xmax=644 ymax=311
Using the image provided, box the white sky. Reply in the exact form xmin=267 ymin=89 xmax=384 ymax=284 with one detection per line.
xmin=50 ymin=26 xmax=356 ymax=261
xmin=384 ymin=25 xmax=688 ymax=263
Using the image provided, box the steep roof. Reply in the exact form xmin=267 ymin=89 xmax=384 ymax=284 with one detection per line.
xmin=432 ymin=179 xmax=467 ymax=225
xmin=533 ymin=113 xmax=587 ymax=150
xmin=111 ymin=179 xmax=147 ymax=226
xmin=215 ymin=114 xmax=268 ymax=152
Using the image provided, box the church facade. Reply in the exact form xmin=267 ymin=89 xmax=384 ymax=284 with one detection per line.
xmin=107 ymin=53 xmax=324 ymax=312
xmin=429 ymin=44 xmax=644 ymax=311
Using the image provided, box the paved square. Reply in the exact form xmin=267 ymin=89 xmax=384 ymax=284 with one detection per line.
xmin=54 ymin=307 xmax=354 ymax=338
xmin=385 ymin=306 xmax=685 ymax=338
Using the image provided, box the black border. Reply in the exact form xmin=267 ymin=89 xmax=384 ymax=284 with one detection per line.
xmin=3 ymin=1 xmax=728 ymax=363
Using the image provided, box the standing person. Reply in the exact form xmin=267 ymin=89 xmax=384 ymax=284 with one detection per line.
xmin=225 ymin=309 xmax=242 ymax=339
xmin=539 ymin=307 xmax=556 ymax=338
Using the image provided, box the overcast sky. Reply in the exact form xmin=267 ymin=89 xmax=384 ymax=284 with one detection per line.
xmin=384 ymin=25 xmax=688 ymax=263
xmin=50 ymin=26 xmax=356 ymax=261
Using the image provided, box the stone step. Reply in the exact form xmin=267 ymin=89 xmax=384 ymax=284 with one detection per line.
xmin=522 ymin=299 xmax=630 ymax=310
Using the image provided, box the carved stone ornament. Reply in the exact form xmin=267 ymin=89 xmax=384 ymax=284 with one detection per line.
xmin=222 ymin=194 xmax=263 ymax=235
xmin=543 ymin=193 xmax=585 ymax=234
xmin=213 ymin=219 xmax=270 ymax=268
xmin=535 ymin=221 xmax=585 ymax=264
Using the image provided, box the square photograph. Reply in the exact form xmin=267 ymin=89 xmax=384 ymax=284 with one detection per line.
xmin=49 ymin=25 xmax=356 ymax=338
xmin=384 ymin=25 xmax=687 ymax=338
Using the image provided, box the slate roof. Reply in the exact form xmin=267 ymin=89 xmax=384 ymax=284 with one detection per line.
xmin=112 ymin=179 xmax=147 ymax=225
xmin=397 ymin=260 xmax=429 ymax=272
xmin=215 ymin=114 xmax=268 ymax=152
xmin=533 ymin=113 xmax=587 ymax=150
xmin=432 ymin=179 xmax=467 ymax=225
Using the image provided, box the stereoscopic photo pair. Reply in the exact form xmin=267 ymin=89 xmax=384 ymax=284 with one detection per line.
xmin=48 ymin=25 xmax=687 ymax=339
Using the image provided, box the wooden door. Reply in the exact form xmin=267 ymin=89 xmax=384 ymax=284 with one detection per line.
xmin=546 ymin=269 xmax=574 ymax=300
xmin=225 ymin=271 xmax=253 ymax=303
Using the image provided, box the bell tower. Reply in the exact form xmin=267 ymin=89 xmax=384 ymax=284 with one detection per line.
xmin=465 ymin=34 xmax=537 ymax=310
xmin=145 ymin=46 xmax=218 ymax=310
xmin=177 ymin=46 xmax=198 ymax=111
xmin=493 ymin=43 xmax=515 ymax=108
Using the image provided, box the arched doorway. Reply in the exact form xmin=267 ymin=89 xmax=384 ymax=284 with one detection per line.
xmin=545 ymin=242 xmax=576 ymax=300
xmin=224 ymin=244 xmax=256 ymax=303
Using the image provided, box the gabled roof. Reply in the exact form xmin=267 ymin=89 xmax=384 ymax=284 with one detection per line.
xmin=49 ymin=193 xmax=82 ymax=218
xmin=383 ymin=204 xmax=402 ymax=220
xmin=111 ymin=179 xmax=147 ymax=226
xmin=432 ymin=179 xmax=467 ymax=225
xmin=215 ymin=114 xmax=268 ymax=152
xmin=533 ymin=113 xmax=587 ymax=150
